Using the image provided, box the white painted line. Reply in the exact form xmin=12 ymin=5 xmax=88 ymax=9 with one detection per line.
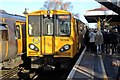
xmin=92 ymin=54 xmax=95 ymax=79
xmin=99 ymin=55 xmax=108 ymax=80
xmin=33 ymin=75 xmax=38 ymax=80
xmin=67 ymin=47 xmax=86 ymax=79
xmin=75 ymin=65 xmax=94 ymax=78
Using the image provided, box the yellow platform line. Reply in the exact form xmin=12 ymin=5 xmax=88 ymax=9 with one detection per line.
xmin=99 ymin=55 xmax=108 ymax=80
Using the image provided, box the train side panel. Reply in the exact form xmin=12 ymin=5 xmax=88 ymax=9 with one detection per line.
xmin=4 ymin=19 xmax=18 ymax=60
xmin=0 ymin=11 xmax=26 ymax=62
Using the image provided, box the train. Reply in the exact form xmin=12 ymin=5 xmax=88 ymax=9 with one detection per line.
xmin=0 ymin=10 xmax=26 ymax=64
xmin=21 ymin=10 xmax=87 ymax=70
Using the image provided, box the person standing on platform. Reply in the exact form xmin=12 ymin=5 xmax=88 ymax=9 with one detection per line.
xmin=95 ymin=30 xmax=104 ymax=54
xmin=109 ymin=29 xmax=117 ymax=55
xmin=84 ymin=29 xmax=90 ymax=51
xmin=102 ymin=29 xmax=110 ymax=54
xmin=89 ymin=29 xmax=96 ymax=52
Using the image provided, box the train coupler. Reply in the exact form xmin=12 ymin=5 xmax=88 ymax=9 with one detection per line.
xmin=43 ymin=55 xmax=54 ymax=64
xmin=30 ymin=57 xmax=41 ymax=69
xmin=43 ymin=64 xmax=55 ymax=71
xmin=42 ymin=55 xmax=55 ymax=71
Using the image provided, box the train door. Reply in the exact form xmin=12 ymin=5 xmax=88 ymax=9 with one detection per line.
xmin=15 ymin=22 xmax=22 ymax=54
xmin=42 ymin=17 xmax=55 ymax=55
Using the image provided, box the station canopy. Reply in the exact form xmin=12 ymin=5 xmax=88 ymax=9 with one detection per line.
xmin=95 ymin=0 xmax=120 ymax=15
xmin=84 ymin=7 xmax=120 ymax=23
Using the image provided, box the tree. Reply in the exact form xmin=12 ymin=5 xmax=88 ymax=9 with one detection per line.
xmin=42 ymin=0 xmax=73 ymax=12
xmin=41 ymin=0 xmax=80 ymax=19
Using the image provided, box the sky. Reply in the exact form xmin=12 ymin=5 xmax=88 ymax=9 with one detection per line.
xmin=0 ymin=0 xmax=101 ymax=28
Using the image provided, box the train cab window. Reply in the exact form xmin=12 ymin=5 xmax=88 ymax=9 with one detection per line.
xmin=58 ymin=15 xmax=70 ymax=36
xmin=28 ymin=16 xmax=41 ymax=36
xmin=15 ymin=25 xmax=21 ymax=39
xmin=0 ymin=25 xmax=8 ymax=41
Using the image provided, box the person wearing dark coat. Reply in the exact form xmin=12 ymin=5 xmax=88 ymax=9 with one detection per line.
xmin=102 ymin=30 xmax=110 ymax=53
xmin=84 ymin=29 xmax=90 ymax=50
xmin=109 ymin=29 xmax=117 ymax=55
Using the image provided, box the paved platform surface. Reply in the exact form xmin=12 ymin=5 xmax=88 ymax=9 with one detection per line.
xmin=67 ymin=48 xmax=120 ymax=80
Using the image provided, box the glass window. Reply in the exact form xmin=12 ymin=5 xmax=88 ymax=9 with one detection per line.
xmin=15 ymin=25 xmax=21 ymax=39
xmin=28 ymin=16 xmax=41 ymax=36
xmin=0 ymin=30 xmax=8 ymax=41
xmin=46 ymin=22 xmax=53 ymax=35
xmin=58 ymin=15 xmax=70 ymax=36
xmin=0 ymin=25 xmax=8 ymax=41
xmin=21 ymin=24 xmax=26 ymax=38
xmin=43 ymin=18 xmax=54 ymax=36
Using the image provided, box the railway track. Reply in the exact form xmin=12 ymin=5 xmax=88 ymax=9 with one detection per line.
xmin=31 ymin=47 xmax=85 ymax=80
xmin=0 ymin=47 xmax=84 ymax=80
xmin=0 ymin=66 xmax=19 ymax=80
xmin=0 ymin=66 xmax=36 ymax=80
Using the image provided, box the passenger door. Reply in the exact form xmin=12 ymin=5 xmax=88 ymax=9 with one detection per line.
xmin=15 ymin=22 xmax=22 ymax=54
xmin=41 ymin=18 xmax=55 ymax=55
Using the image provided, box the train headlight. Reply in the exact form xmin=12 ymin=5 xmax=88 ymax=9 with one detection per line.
xmin=50 ymin=14 xmax=53 ymax=17
xmin=59 ymin=48 xmax=65 ymax=52
xmin=29 ymin=44 xmax=39 ymax=52
xmin=64 ymin=45 xmax=69 ymax=50
xmin=29 ymin=44 xmax=35 ymax=49
xmin=59 ymin=44 xmax=71 ymax=52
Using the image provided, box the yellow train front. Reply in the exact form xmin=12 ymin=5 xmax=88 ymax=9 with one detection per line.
xmin=25 ymin=10 xmax=85 ymax=69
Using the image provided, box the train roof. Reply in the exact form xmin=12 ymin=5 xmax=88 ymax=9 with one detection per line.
xmin=0 ymin=10 xmax=26 ymax=22
xmin=28 ymin=10 xmax=71 ymax=15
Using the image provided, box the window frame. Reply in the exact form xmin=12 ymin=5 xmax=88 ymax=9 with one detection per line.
xmin=57 ymin=14 xmax=71 ymax=36
xmin=0 ymin=24 xmax=8 ymax=41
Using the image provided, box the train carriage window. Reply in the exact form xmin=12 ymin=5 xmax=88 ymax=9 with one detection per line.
xmin=58 ymin=15 xmax=70 ymax=36
xmin=15 ymin=25 xmax=21 ymax=39
xmin=0 ymin=25 xmax=8 ymax=41
xmin=21 ymin=24 xmax=26 ymax=38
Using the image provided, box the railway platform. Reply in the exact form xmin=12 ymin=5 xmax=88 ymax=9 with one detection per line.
xmin=67 ymin=47 xmax=120 ymax=80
